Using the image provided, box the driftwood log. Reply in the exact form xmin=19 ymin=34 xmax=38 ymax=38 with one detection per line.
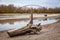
xmin=7 ymin=13 xmax=42 ymax=37
xmin=7 ymin=24 xmax=42 ymax=37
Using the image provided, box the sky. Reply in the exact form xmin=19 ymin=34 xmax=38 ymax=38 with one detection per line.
xmin=0 ymin=0 xmax=60 ymax=8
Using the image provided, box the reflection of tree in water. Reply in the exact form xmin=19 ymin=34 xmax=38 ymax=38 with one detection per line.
xmin=9 ymin=21 xmax=14 ymax=24
xmin=0 ymin=20 xmax=14 ymax=25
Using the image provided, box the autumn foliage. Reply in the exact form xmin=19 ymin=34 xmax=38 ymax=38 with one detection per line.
xmin=0 ymin=4 xmax=60 ymax=13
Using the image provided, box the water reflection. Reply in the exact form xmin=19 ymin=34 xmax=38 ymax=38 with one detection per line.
xmin=0 ymin=19 xmax=58 ymax=31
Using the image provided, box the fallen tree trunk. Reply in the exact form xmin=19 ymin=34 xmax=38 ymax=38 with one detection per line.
xmin=7 ymin=24 xmax=42 ymax=37
xmin=7 ymin=25 xmax=31 ymax=37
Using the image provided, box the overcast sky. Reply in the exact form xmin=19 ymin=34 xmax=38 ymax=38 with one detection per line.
xmin=0 ymin=0 xmax=60 ymax=8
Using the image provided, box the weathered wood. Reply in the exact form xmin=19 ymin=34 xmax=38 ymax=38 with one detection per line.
xmin=7 ymin=25 xmax=31 ymax=37
xmin=29 ymin=14 xmax=33 ymax=24
xmin=7 ymin=24 xmax=42 ymax=37
xmin=7 ymin=13 xmax=42 ymax=37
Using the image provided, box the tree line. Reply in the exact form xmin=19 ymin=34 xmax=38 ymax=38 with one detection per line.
xmin=0 ymin=4 xmax=60 ymax=13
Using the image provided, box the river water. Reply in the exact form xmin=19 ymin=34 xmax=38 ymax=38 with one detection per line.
xmin=0 ymin=14 xmax=59 ymax=31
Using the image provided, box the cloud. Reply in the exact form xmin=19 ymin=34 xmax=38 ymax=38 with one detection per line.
xmin=0 ymin=0 xmax=60 ymax=8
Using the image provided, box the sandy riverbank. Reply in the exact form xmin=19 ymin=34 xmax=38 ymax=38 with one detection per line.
xmin=0 ymin=18 xmax=60 ymax=40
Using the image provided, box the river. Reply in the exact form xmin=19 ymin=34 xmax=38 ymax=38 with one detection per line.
xmin=0 ymin=13 xmax=59 ymax=31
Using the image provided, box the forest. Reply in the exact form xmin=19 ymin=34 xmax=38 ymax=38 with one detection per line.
xmin=0 ymin=4 xmax=60 ymax=13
